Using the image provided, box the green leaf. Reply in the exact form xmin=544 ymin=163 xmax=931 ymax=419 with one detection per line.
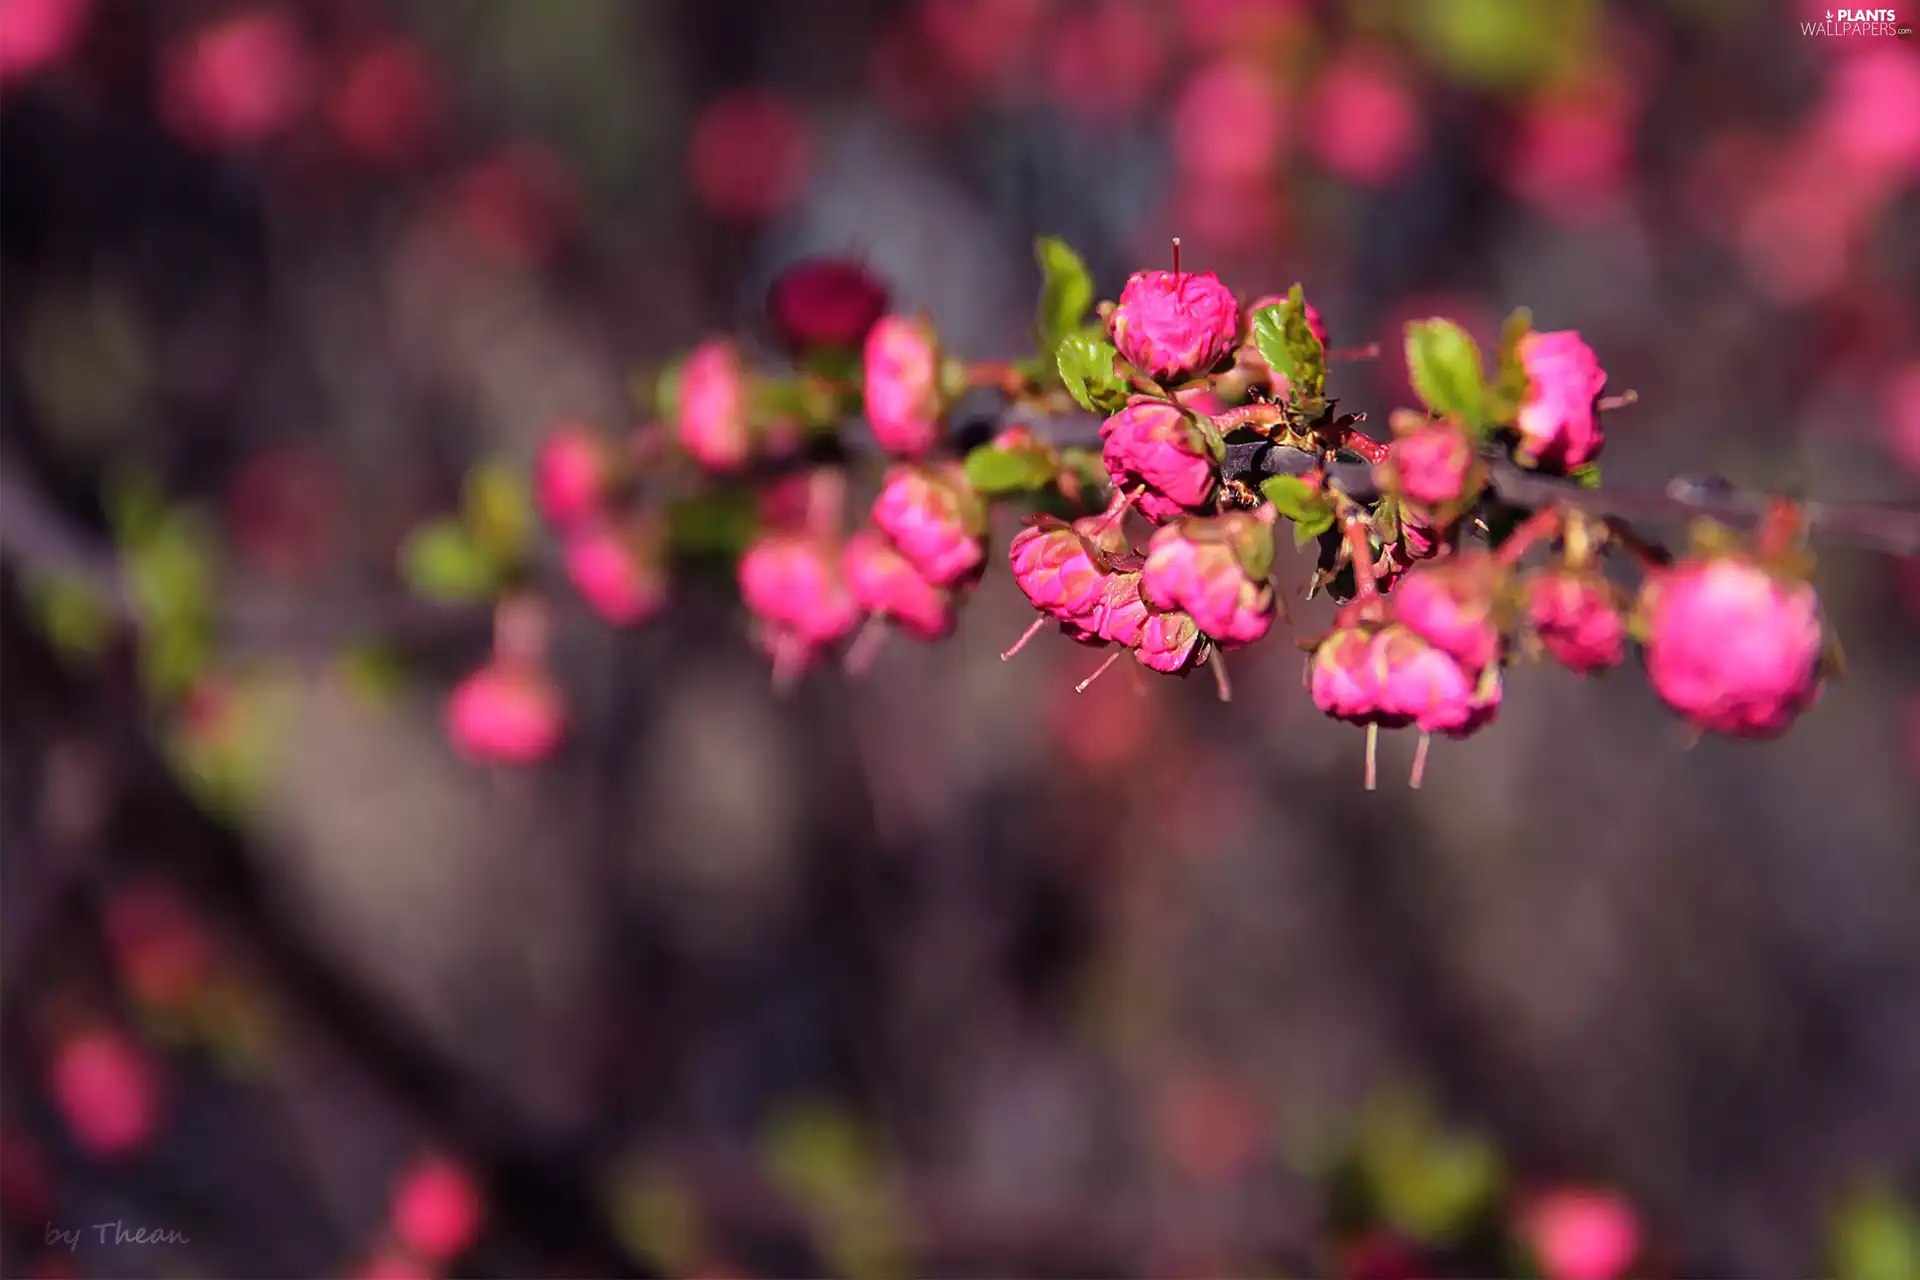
xmin=1357 ymin=1090 xmax=1505 ymax=1247
xmin=24 ymin=572 xmax=113 ymax=659
xmin=1569 ymin=462 xmax=1602 ymax=489
xmin=400 ymin=520 xmax=498 ymax=602
xmin=665 ymin=491 xmax=759 ymax=561
xmin=1831 ymin=1184 xmax=1920 ymax=1280
xmin=463 ymin=459 xmax=532 ymax=567
xmin=1253 ymin=286 xmax=1328 ymax=415
xmin=1261 ymin=475 xmax=1338 ymax=544
xmin=1405 ymin=318 xmax=1488 ymax=429
xmin=1034 ymin=236 xmax=1096 ymax=357
xmin=1486 ymin=306 xmax=1533 ymax=425
xmin=1056 ymin=332 xmax=1129 ymax=415
xmin=650 ymin=359 xmax=684 ymax=423
xmin=963 ymin=443 xmax=1057 ymax=495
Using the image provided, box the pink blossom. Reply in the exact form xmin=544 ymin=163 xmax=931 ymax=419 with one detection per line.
xmin=870 ymin=464 xmax=986 ymax=586
xmin=534 ymin=426 xmax=609 ymax=529
xmin=50 ymin=1029 xmax=160 ymax=1159
xmin=1307 ymin=50 xmax=1421 ymax=187
xmin=160 ymin=8 xmax=314 ymax=149
xmin=687 ymin=89 xmax=810 ymax=222
xmin=1640 ymin=556 xmax=1824 ymax=739
xmin=562 ymin=523 xmax=666 ymax=627
xmin=676 ymin=339 xmax=753 ymax=473
xmin=1170 ymin=60 xmax=1288 ymax=185
xmin=863 ymin=316 xmax=943 ymax=458
xmin=1047 ymin=0 xmax=1165 ymax=123
xmin=1506 ymin=92 xmax=1634 ymax=221
xmin=842 ymin=527 xmax=956 ymax=641
xmin=1514 ymin=330 xmax=1608 ymax=470
xmin=1083 ymin=570 xmax=1150 ymax=648
xmin=351 ymin=1252 xmax=436 ymax=1280
xmin=1392 ymin=557 xmax=1503 ymax=674
xmin=1133 ymin=607 xmax=1204 ymax=673
xmin=391 ymin=1156 xmax=485 ymax=1262
xmin=450 ymin=145 xmax=577 ymax=268
xmin=769 ymin=258 xmax=889 ymax=353
xmin=327 ymin=38 xmax=442 ymax=167
xmin=1385 ymin=417 xmax=1477 ymax=508
xmin=737 ymin=533 xmax=860 ymax=647
xmin=1521 ymin=1188 xmax=1642 ymax=1280
xmin=1527 ymin=569 xmax=1626 ymax=674
xmin=0 ymin=0 xmax=91 ymax=84
xmin=445 ymin=662 xmax=566 ymax=765
xmin=1140 ymin=513 xmax=1277 ymax=646
xmin=1109 ymin=270 xmax=1242 ymax=384
xmin=921 ymin=0 xmax=1045 ymax=91
xmin=103 ymin=882 xmax=212 ymax=1010
xmin=1308 ymin=626 xmax=1378 ymax=724
xmin=1009 ymin=518 xmax=1109 ymax=623
xmin=1370 ymin=624 xmax=1480 ymax=734
xmin=1101 ymin=397 xmax=1220 ymax=522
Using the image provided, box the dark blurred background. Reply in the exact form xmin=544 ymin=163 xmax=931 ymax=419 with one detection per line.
xmin=3 ymin=1 xmax=1919 ymax=1277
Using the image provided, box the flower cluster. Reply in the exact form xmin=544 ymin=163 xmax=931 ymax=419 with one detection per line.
xmin=426 ymin=242 xmax=1853 ymax=784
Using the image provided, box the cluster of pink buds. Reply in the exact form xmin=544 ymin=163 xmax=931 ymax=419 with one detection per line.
xmin=1101 ymin=397 xmax=1223 ymax=522
xmin=534 ymin=422 xmax=669 ymax=628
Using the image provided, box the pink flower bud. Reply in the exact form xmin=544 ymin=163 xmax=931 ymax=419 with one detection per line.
xmin=738 ymin=532 xmax=860 ymax=647
xmin=1639 ymin=555 xmax=1823 ymax=738
xmin=1109 ymin=269 xmax=1241 ymax=384
xmin=1134 ymin=607 xmax=1205 ymax=674
xmin=862 ymin=315 xmax=943 ymax=458
xmin=49 ymin=1029 xmax=160 ymax=1159
xmin=561 ymin=522 xmax=666 ymax=627
xmin=1514 ymin=330 xmax=1608 ymax=471
xmin=1009 ymin=518 xmax=1109 ymax=623
xmin=1520 ymin=1189 xmax=1641 ymax=1280
xmin=534 ymin=426 xmax=610 ymax=529
xmin=1370 ymin=624 xmax=1480 ymax=734
xmin=103 ymin=882 xmax=212 ymax=1010
xmin=351 ymin=1252 xmax=436 ymax=1280
xmin=1391 ymin=556 xmax=1503 ymax=674
xmin=1527 ymin=569 xmax=1625 ymax=674
xmin=391 ymin=1155 xmax=485 ymax=1263
xmin=842 ymin=528 xmax=956 ymax=641
xmin=1385 ymin=417 xmax=1477 ymax=508
xmin=1307 ymin=51 xmax=1421 ymax=188
xmin=327 ymin=38 xmax=442 ymax=168
xmin=1141 ymin=513 xmax=1277 ymax=646
xmin=675 ymin=339 xmax=752 ymax=473
xmin=870 ymin=463 xmax=986 ymax=586
xmin=444 ymin=661 xmax=566 ymax=765
xmin=770 ymin=258 xmax=889 ymax=352
xmin=1309 ymin=626 xmax=1379 ymax=724
xmin=1101 ymin=397 xmax=1220 ymax=522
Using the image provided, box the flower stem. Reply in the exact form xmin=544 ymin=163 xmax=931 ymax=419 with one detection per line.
xmin=1495 ymin=506 xmax=1566 ymax=567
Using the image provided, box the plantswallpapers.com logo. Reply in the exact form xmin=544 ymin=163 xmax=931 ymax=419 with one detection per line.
xmin=1800 ymin=8 xmax=1914 ymax=36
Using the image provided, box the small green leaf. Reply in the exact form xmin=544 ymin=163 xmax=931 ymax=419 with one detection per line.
xmin=1253 ymin=285 xmax=1328 ymax=416
xmin=400 ymin=520 xmax=498 ymax=602
xmin=1034 ymin=236 xmax=1096 ymax=357
xmin=1569 ymin=462 xmax=1602 ymax=489
xmin=1405 ymin=318 xmax=1488 ymax=429
xmin=1252 ymin=304 xmax=1291 ymax=381
xmin=650 ymin=359 xmax=684 ymax=423
xmin=1831 ymin=1184 xmax=1920 ymax=1280
xmin=463 ymin=459 xmax=532 ymax=567
xmin=1056 ymin=332 xmax=1129 ymax=415
xmin=24 ymin=572 xmax=113 ymax=658
xmin=963 ymin=443 xmax=1057 ymax=495
xmin=665 ymin=491 xmax=759 ymax=561
xmin=1486 ymin=307 xmax=1533 ymax=426
xmin=1262 ymin=474 xmax=1337 ymax=544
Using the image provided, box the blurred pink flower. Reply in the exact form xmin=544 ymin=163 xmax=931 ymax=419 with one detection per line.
xmin=103 ymin=881 xmax=213 ymax=1010
xmin=843 ymin=527 xmax=956 ymax=641
xmin=1514 ymin=330 xmax=1608 ymax=471
xmin=738 ymin=532 xmax=861 ymax=647
xmin=1171 ymin=59 xmax=1288 ymax=185
xmin=1527 ymin=569 xmax=1627 ymax=674
xmin=1521 ymin=1188 xmax=1642 ymax=1280
xmin=535 ymin=426 xmax=610 ymax=530
xmin=1882 ymin=361 xmax=1920 ymax=475
xmin=870 ymin=464 xmax=985 ymax=585
xmin=562 ymin=523 xmax=666 ymax=627
xmin=1309 ymin=626 xmax=1379 ymax=725
xmin=1384 ymin=417 xmax=1476 ymax=508
xmin=688 ymin=89 xmax=810 ymax=222
xmin=161 ymin=7 xmax=314 ymax=149
xmin=1048 ymin=0 xmax=1165 ymax=124
xmin=1506 ymin=88 xmax=1635 ymax=221
xmin=391 ymin=1155 xmax=485 ymax=1263
xmin=676 ymin=339 xmax=753 ymax=473
xmin=1640 ymin=556 xmax=1824 ymax=739
xmin=1307 ymin=50 xmax=1420 ymax=187
xmin=50 ymin=1028 xmax=160 ymax=1160
xmin=327 ymin=38 xmax=443 ymax=168
xmin=769 ymin=258 xmax=889 ymax=353
xmin=0 ymin=0 xmax=90 ymax=84
xmin=920 ymin=0 xmax=1044 ymax=94
xmin=1816 ymin=46 xmax=1920 ymax=183
xmin=1177 ymin=0 xmax=1307 ymax=52
xmin=869 ymin=16 xmax=966 ymax=127
xmin=453 ymin=144 xmax=578 ymax=268
xmin=444 ymin=662 xmax=566 ymax=765
xmin=863 ymin=315 xmax=943 ymax=458
xmin=1393 ymin=555 xmax=1503 ymax=674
